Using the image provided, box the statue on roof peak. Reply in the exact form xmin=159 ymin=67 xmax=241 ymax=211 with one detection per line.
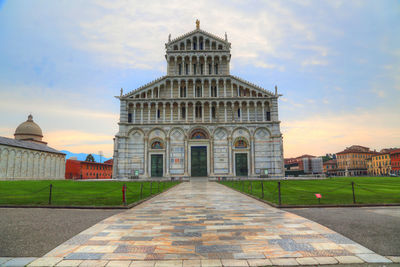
xmin=196 ymin=19 xmax=200 ymax=29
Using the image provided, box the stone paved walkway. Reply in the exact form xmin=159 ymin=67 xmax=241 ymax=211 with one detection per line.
xmin=26 ymin=181 xmax=393 ymax=266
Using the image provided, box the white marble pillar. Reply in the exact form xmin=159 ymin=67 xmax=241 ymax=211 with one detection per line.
xmin=250 ymin=137 xmax=255 ymax=175
xmin=133 ymin=107 xmax=136 ymax=123
xmin=228 ymin=137 xmax=233 ymax=175
xmin=210 ymin=137 xmax=214 ymax=176
xmin=209 ymin=104 xmax=212 ymax=122
xmin=166 ymin=137 xmax=170 ymax=176
xmin=224 ymin=103 xmax=227 ymax=122
xmin=162 ymin=103 xmax=166 ymax=122
xmin=193 ymin=103 xmax=196 ymax=122
xmin=140 ymin=105 xmax=143 ymax=124
xmin=254 ymin=103 xmax=258 ymax=122
xmin=262 ymin=103 xmax=265 ymax=121
xmin=224 ymin=79 xmax=226 ymax=97
xmin=184 ymin=138 xmax=189 ymax=176
xmin=201 ymin=102 xmax=204 ymax=122
xmin=144 ymin=137 xmax=148 ymax=177
xmin=185 ymin=103 xmax=188 ymax=123
xmin=247 ymin=102 xmax=250 ymax=122
xmin=170 ymin=103 xmax=173 ymax=122
xmin=178 ymin=103 xmax=181 ymax=121
xmin=231 ymin=82 xmax=234 ymax=97
xmin=148 ymin=104 xmax=151 ymax=123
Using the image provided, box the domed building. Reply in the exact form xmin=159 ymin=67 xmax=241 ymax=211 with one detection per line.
xmin=0 ymin=115 xmax=65 ymax=180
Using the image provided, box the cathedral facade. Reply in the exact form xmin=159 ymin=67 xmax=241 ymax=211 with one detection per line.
xmin=113 ymin=22 xmax=284 ymax=179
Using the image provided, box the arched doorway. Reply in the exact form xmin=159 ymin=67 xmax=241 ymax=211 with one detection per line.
xmin=189 ymin=129 xmax=209 ymax=177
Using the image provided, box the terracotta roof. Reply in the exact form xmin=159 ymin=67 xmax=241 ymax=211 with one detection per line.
xmin=336 ymin=145 xmax=374 ymax=154
xmin=0 ymin=136 xmax=65 ymax=155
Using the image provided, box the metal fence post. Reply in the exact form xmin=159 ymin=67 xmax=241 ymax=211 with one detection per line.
xmin=123 ymin=184 xmax=127 ymax=206
xmin=158 ymin=181 xmax=160 ymax=193
xmin=48 ymin=184 xmax=53 ymax=205
xmin=278 ymin=181 xmax=281 ymax=206
xmin=140 ymin=183 xmax=143 ymax=199
xmin=250 ymin=181 xmax=252 ymax=194
xmin=261 ymin=182 xmax=264 ymax=199
xmin=352 ymin=181 xmax=356 ymax=204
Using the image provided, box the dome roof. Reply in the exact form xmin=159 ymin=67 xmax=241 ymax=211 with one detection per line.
xmin=14 ymin=115 xmax=44 ymax=142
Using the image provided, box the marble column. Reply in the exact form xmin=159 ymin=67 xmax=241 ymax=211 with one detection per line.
xmin=165 ymin=137 xmax=170 ymax=176
xmin=250 ymin=137 xmax=255 ymax=175
xmin=170 ymin=103 xmax=173 ymax=122
xmin=163 ymin=103 xmax=166 ymax=122
xmin=144 ymin=136 xmax=148 ymax=177
xmin=201 ymin=102 xmax=204 ymax=123
xmin=140 ymin=105 xmax=143 ymax=124
xmin=210 ymin=137 xmax=214 ymax=176
xmin=185 ymin=103 xmax=188 ymax=123
xmin=184 ymin=138 xmax=189 ymax=176
xmin=262 ymin=103 xmax=265 ymax=121
xmin=228 ymin=137 xmax=233 ymax=175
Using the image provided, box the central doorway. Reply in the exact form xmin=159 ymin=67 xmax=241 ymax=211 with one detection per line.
xmin=151 ymin=154 xmax=163 ymax=177
xmin=235 ymin=153 xmax=248 ymax=176
xmin=191 ymin=146 xmax=207 ymax=176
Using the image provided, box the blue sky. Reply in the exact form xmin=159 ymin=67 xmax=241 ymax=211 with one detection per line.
xmin=0 ymin=0 xmax=399 ymax=157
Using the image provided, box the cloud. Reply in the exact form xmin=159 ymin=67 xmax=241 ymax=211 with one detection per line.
xmin=281 ymin=109 xmax=400 ymax=157
xmin=46 ymin=130 xmax=114 ymax=157
xmin=301 ymin=59 xmax=328 ymax=67
xmin=71 ymin=0 xmax=324 ymax=71
xmin=370 ymin=88 xmax=386 ymax=98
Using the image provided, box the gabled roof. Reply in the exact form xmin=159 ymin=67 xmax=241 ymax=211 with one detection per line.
xmin=121 ymin=75 xmax=276 ymax=99
xmin=0 ymin=136 xmax=65 ymax=155
xmin=167 ymin=28 xmax=230 ymax=46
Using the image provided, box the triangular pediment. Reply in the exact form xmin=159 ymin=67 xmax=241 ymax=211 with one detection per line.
xmin=166 ymin=29 xmax=231 ymax=50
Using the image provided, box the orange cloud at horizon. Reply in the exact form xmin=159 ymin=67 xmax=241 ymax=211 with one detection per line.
xmin=282 ymin=110 xmax=400 ymax=158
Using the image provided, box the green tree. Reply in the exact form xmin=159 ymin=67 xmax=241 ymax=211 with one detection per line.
xmin=85 ymin=154 xmax=95 ymax=162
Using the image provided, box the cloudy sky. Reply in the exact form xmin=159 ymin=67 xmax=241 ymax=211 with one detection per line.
xmin=0 ymin=0 xmax=399 ymax=158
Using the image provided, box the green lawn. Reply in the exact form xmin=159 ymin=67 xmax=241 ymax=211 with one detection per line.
xmin=219 ymin=177 xmax=400 ymax=205
xmin=0 ymin=180 xmax=180 ymax=206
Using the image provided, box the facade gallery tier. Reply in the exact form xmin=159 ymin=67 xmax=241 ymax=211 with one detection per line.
xmin=113 ymin=22 xmax=284 ymax=179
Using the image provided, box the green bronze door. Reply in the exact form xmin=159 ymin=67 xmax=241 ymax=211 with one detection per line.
xmin=151 ymin=154 xmax=163 ymax=177
xmin=235 ymin=153 xmax=248 ymax=176
xmin=191 ymin=146 xmax=207 ymax=177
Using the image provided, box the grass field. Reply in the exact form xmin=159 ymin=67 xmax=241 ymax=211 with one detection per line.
xmin=0 ymin=180 xmax=180 ymax=206
xmin=219 ymin=177 xmax=400 ymax=205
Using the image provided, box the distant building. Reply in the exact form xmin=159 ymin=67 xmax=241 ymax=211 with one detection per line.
xmin=284 ymin=155 xmax=323 ymax=176
xmin=0 ymin=115 xmax=65 ymax=180
xmin=303 ymin=157 xmax=323 ymax=174
xmin=65 ymin=159 xmax=113 ymax=179
xmin=323 ymin=159 xmax=337 ymax=176
xmin=336 ymin=145 xmax=377 ymax=176
xmin=371 ymin=153 xmax=391 ymax=176
xmin=390 ymin=149 xmax=400 ymax=176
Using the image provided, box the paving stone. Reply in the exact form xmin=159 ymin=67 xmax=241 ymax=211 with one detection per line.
xmin=221 ymin=259 xmax=248 ymax=266
xmin=154 ymin=260 xmax=183 ymax=267
xmin=246 ymin=259 xmax=272 ymax=266
xmin=182 ymin=259 xmax=201 ymax=267
xmin=270 ymin=258 xmax=299 ymax=266
xmin=233 ymin=253 xmax=265 ymax=259
xmin=41 ymin=182 xmax=388 ymax=264
xmin=313 ymin=256 xmax=338 ymax=265
xmin=295 ymin=257 xmax=318 ymax=265
xmin=79 ymin=260 xmax=109 ymax=266
xmin=27 ymin=257 xmax=63 ymax=266
xmin=356 ymin=253 xmax=392 ymax=263
xmin=129 ymin=261 xmax=156 ymax=267
xmin=387 ymin=256 xmax=400 ymax=263
xmin=55 ymin=260 xmax=83 ymax=266
xmin=65 ymin=253 xmax=104 ymax=260
xmin=0 ymin=258 xmax=13 ymax=265
xmin=334 ymin=255 xmax=364 ymax=264
xmin=201 ymin=259 xmax=222 ymax=267
xmin=2 ymin=257 xmax=37 ymax=267
xmin=106 ymin=260 xmax=132 ymax=267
